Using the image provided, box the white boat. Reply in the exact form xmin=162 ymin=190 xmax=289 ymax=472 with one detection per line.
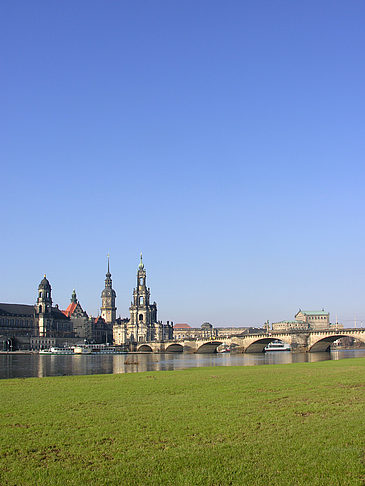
xmin=39 ymin=345 xmax=127 ymax=355
xmin=39 ymin=347 xmax=74 ymax=355
xmin=264 ymin=341 xmax=291 ymax=352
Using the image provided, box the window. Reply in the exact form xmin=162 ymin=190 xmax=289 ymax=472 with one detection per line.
xmin=139 ymin=314 xmax=143 ymax=321
xmin=139 ymin=278 xmax=143 ymax=286
xmin=139 ymin=296 xmax=143 ymax=305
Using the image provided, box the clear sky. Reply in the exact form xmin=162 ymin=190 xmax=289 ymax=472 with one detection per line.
xmin=1 ymin=1 xmax=364 ymax=328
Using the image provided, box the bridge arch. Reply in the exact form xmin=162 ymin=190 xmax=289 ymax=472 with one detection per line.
xmin=309 ymin=333 xmax=365 ymax=352
xmin=137 ymin=344 xmax=153 ymax=352
xmin=196 ymin=341 xmax=223 ymax=353
xmin=165 ymin=343 xmax=183 ymax=353
xmin=245 ymin=337 xmax=291 ymax=353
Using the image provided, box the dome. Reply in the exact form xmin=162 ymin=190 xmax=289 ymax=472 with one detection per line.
xmin=201 ymin=322 xmax=212 ymax=329
xmin=38 ymin=274 xmax=51 ymax=290
xmin=101 ymin=288 xmax=116 ymax=298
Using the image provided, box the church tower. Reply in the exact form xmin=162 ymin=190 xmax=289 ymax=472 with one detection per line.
xmin=100 ymin=255 xmax=117 ymax=324
xmin=128 ymin=253 xmax=157 ymax=342
xmin=36 ymin=274 xmax=53 ymax=336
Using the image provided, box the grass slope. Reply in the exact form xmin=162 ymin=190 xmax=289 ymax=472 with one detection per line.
xmin=0 ymin=359 xmax=364 ymax=486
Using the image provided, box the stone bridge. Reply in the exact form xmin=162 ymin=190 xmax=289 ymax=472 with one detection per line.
xmin=228 ymin=328 xmax=365 ymax=353
xmin=136 ymin=340 xmax=222 ymax=354
xmin=134 ymin=328 xmax=365 ymax=353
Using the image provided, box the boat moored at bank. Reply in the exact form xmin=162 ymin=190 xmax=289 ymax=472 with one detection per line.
xmin=39 ymin=347 xmax=74 ymax=355
xmin=38 ymin=344 xmax=127 ymax=355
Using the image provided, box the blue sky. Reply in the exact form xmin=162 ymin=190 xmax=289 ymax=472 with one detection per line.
xmin=1 ymin=1 xmax=364 ymax=327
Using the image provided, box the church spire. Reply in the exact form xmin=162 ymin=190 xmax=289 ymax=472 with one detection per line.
xmin=106 ymin=253 xmax=111 ymax=277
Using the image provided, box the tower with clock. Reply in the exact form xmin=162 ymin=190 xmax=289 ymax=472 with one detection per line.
xmin=100 ymin=255 xmax=117 ymax=324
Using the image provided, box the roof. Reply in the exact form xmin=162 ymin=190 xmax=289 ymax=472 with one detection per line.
xmin=0 ymin=303 xmax=35 ymax=316
xmin=174 ymin=323 xmax=191 ymax=329
xmin=51 ymin=308 xmax=70 ymax=320
xmin=201 ymin=322 xmax=213 ymax=329
xmin=0 ymin=303 xmax=69 ymax=320
xmin=62 ymin=302 xmax=77 ymax=317
xmin=38 ymin=275 xmax=51 ymax=289
xmin=296 ymin=310 xmax=329 ymax=316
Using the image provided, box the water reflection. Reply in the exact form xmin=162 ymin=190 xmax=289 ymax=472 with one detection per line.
xmin=0 ymin=349 xmax=364 ymax=379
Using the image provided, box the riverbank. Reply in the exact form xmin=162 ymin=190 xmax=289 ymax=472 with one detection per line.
xmin=0 ymin=358 xmax=364 ymax=485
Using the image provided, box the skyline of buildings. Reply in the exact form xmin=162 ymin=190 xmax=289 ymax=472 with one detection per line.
xmin=1 ymin=251 xmax=363 ymax=352
xmin=1 ymin=253 xmax=360 ymax=331
xmin=2 ymin=255 xmax=363 ymax=329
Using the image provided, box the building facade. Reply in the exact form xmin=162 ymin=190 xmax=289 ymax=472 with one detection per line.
xmin=271 ymin=320 xmax=309 ymax=331
xmin=272 ymin=309 xmax=336 ymax=331
xmin=172 ymin=324 xmax=267 ymax=340
xmin=295 ymin=310 xmax=330 ymax=329
xmin=62 ymin=289 xmax=93 ymax=339
xmin=215 ymin=327 xmax=266 ymax=338
xmin=173 ymin=323 xmax=218 ymax=340
xmin=88 ymin=315 xmax=113 ymax=344
xmin=113 ymin=254 xmax=173 ymax=345
xmin=0 ymin=275 xmax=74 ymax=350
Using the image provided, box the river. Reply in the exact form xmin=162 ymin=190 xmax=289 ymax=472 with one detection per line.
xmin=0 ymin=349 xmax=364 ymax=379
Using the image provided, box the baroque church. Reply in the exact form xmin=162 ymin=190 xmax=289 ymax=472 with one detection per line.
xmin=113 ymin=254 xmax=173 ymax=345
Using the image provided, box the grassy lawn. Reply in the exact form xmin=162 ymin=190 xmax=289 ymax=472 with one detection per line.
xmin=0 ymin=358 xmax=364 ymax=485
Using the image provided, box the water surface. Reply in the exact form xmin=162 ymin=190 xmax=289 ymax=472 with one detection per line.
xmin=1 ymin=349 xmax=364 ymax=379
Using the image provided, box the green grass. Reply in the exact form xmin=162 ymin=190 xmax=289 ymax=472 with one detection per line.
xmin=0 ymin=359 xmax=364 ymax=486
